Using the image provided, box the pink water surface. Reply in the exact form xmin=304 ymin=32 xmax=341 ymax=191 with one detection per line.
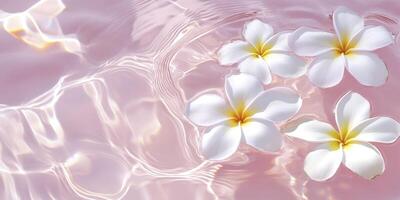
xmin=0 ymin=0 xmax=400 ymax=199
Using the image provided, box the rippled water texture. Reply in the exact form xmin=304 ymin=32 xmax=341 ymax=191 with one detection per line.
xmin=0 ymin=0 xmax=400 ymax=199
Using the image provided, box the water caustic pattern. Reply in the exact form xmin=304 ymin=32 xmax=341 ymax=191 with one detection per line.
xmin=0 ymin=0 xmax=400 ymax=199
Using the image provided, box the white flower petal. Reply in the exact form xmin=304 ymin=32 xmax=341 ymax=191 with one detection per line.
xmin=267 ymin=32 xmax=291 ymax=52
xmin=307 ymin=51 xmax=345 ymax=88
xmin=239 ymin=57 xmax=272 ymax=84
xmin=346 ymin=52 xmax=388 ymax=86
xmin=218 ymin=40 xmax=250 ymax=65
xmin=333 ymin=6 xmax=364 ymax=44
xmin=287 ymin=120 xmax=337 ymax=143
xmin=242 ymin=120 xmax=282 ymax=152
xmin=352 ymin=117 xmax=400 ymax=143
xmin=249 ymin=87 xmax=302 ymax=122
xmin=304 ymin=143 xmax=343 ymax=181
xmin=243 ymin=19 xmax=273 ymax=46
xmin=266 ymin=53 xmax=306 ymax=78
xmin=225 ymin=74 xmax=263 ymax=108
xmin=289 ymin=27 xmax=337 ymax=56
xmin=352 ymin=26 xmax=393 ymax=51
xmin=335 ymin=91 xmax=370 ymax=132
xmin=202 ymin=125 xmax=242 ymax=160
xmin=343 ymin=142 xmax=385 ymax=179
xmin=186 ymin=94 xmax=230 ymax=126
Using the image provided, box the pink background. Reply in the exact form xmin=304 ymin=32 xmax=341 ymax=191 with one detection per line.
xmin=0 ymin=0 xmax=399 ymax=199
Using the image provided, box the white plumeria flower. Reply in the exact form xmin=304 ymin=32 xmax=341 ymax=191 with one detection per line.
xmin=0 ymin=0 xmax=82 ymax=55
xmin=290 ymin=7 xmax=394 ymax=88
xmin=288 ymin=92 xmax=400 ymax=181
xmin=186 ymin=74 xmax=302 ymax=160
xmin=218 ymin=19 xmax=306 ymax=84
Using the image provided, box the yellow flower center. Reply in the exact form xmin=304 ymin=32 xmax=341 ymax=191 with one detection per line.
xmin=329 ymin=123 xmax=359 ymax=150
xmin=247 ymin=41 xmax=271 ymax=59
xmin=333 ymin=36 xmax=357 ymax=56
xmin=226 ymin=101 xmax=255 ymax=127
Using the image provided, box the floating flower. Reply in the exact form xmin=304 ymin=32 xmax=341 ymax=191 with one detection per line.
xmin=287 ymin=92 xmax=400 ymax=181
xmin=186 ymin=74 xmax=302 ymax=160
xmin=290 ymin=7 xmax=394 ymax=88
xmin=218 ymin=19 xmax=306 ymax=84
xmin=0 ymin=0 xmax=82 ymax=55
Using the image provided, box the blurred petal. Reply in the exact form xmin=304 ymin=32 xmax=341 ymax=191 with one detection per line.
xmin=346 ymin=52 xmax=388 ymax=86
xmin=289 ymin=27 xmax=336 ymax=56
xmin=335 ymin=92 xmax=370 ymax=132
xmin=343 ymin=142 xmax=385 ymax=179
xmin=225 ymin=74 xmax=263 ymax=108
xmin=239 ymin=57 xmax=272 ymax=84
xmin=27 ymin=0 xmax=65 ymax=17
xmin=1 ymin=0 xmax=82 ymax=55
xmin=304 ymin=143 xmax=343 ymax=181
xmin=202 ymin=125 xmax=242 ymax=160
xmin=242 ymin=120 xmax=282 ymax=152
xmin=352 ymin=26 xmax=393 ymax=51
xmin=266 ymin=53 xmax=306 ymax=78
xmin=186 ymin=94 xmax=230 ymax=126
xmin=249 ymin=87 xmax=302 ymax=122
xmin=287 ymin=120 xmax=337 ymax=143
xmin=243 ymin=19 xmax=274 ymax=45
xmin=333 ymin=6 xmax=364 ymax=44
xmin=307 ymin=51 xmax=345 ymax=88
xmin=352 ymin=117 xmax=400 ymax=143
xmin=218 ymin=40 xmax=250 ymax=65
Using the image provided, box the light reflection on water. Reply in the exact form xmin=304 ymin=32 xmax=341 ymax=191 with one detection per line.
xmin=0 ymin=0 xmax=399 ymax=199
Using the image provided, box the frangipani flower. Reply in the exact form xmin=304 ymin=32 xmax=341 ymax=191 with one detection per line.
xmin=290 ymin=7 xmax=394 ymax=88
xmin=186 ymin=74 xmax=302 ymax=160
xmin=0 ymin=0 xmax=82 ymax=55
xmin=288 ymin=92 xmax=400 ymax=181
xmin=218 ymin=19 xmax=306 ymax=84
